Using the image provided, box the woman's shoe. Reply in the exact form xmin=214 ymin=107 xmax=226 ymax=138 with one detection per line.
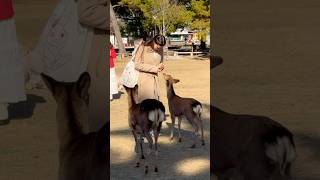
xmin=0 ymin=103 xmax=9 ymax=125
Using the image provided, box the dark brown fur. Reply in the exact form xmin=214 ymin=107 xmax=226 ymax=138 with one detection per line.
xmin=211 ymin=57 xmax=296 ymax=180
xmin=41 ymin=72 xmax=108 ymax=180
xmin=123 ymin=85 xmax=165 ymax=174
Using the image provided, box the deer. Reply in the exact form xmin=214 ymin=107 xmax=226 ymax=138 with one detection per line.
xmin=123 ymin=85 xmax=166 ymax=174
xmin=211 ymin=56 xmax=297 ymax=180
xmin=41 ymin=72 xmax=108 ymax=180
xmin=163 ymin=73 xmax=204 ymax=148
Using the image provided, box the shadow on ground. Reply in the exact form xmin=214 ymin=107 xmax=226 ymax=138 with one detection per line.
xmin=112 ymin=91 xmax=125 ymax=100
xmin=8 ymin=94 xmax=46 ymax=120
xmin=294 ymin=132 xmax=320 ymax=163
xmin=110 ymin=103 xmax=211 ymax=179
xmin=111 ymin=128 xmax=209 ymax=180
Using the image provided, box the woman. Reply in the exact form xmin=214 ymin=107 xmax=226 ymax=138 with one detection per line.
xmin=0 ymin=0 xmax=26 ymax=124
xmin=109 ymin=42 xmax=118 ymax=101
xmin=29 ymin=0 xmax=108 ymax=132
xmin=134 ymin=34 xmax=166 ymax=103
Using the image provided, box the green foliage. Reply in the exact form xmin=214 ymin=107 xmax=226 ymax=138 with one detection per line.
xmin=115 ymin=0 xmax=210 ymax=40
xmin=118 ymin=0 xmax=194 ymax=35
xmin=190 ymin=0 xmax=210 ymax=41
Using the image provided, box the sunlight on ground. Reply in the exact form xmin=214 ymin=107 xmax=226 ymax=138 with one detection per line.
xmin=110 ymin=135 xmax=135 ymax=164
xmin=175 ymin=158 xmax=210 ymax=176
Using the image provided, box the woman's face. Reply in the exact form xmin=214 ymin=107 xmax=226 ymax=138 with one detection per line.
xmin=152 ymin=42 xmax=162 ymax=52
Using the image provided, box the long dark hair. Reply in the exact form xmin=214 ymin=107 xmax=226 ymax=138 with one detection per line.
xmin=144 ymin=35 xmax=166 ymax=47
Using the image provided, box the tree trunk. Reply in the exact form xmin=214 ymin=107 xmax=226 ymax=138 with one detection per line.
xmin=110 ymin=5 xmax=126 ymax=58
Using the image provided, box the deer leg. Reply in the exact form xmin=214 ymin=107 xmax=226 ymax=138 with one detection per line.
xmin=191 ymin=124 xmax=199 ymax=149
xmin=170 ymin=114 xmax=176 ymax=140
xmin=154 ymin=128 xmax=159 ymax=172
xmin=201 ymin=123 xmax=205 ymax=146
xmin=132 ymin=130 xmax=138 ymax=153
xmin=197 ymin=115 xmax=205 ymax=146
xmin=131 ymin=131 xmax=142 ymax=167
xmin=139 ymin=135 xmax=145 ymax=160
xmin=144 ymin=132 xmax=154 ymax=174
xmin=192 ymin=114 xmax=205 ymax=146
xmin=186 ymin=114 xmax=199 ymax=148
xmin=178 ymin=116 xmax=182 ymax=142
xmin=190 ymin=116 xmax=200 ymax=149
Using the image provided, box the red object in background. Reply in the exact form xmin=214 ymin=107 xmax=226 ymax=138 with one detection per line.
xmin=0 ymin=0 xmax=14 ymax=20
xmin=110 ymin=47 xmax=117 ymax=68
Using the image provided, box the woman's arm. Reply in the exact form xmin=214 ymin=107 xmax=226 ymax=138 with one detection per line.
xmin=134 ymin=46 xmax=159 ymax=74
xmin=77 ymin=0 xmax=108 ymax=30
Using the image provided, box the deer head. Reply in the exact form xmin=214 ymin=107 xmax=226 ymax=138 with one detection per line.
xmin=163 ymin=73 xmax=180 ymax=85
xmin=41 ymin=72 xmax=91 ymax=136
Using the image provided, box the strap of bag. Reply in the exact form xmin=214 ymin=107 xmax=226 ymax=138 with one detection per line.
xmin=133 ymin=44 xmax=145 ymax=63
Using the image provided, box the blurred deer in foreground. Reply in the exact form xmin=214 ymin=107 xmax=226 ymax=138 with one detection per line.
xmin=211 ymin=56 xmax=296 ymax=180
xmin=41 ymin=72 xmax=108 ymax=180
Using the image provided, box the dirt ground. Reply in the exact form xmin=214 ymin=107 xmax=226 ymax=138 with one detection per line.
xmin=0 ymin=1 xmax=59 ymax=180
xmin=110 ymin=57 xmax=210 ymax=180
xmin=213 ymin=0 xmax=320 ymax=179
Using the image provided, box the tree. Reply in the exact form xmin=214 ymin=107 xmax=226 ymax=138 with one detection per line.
xmin=172 ymin=0 xmax=210 ymax=49
xmin=190 ymin=0 xmax=210 ymax=48
xmin=118 ymin=0 xmax=193 ymax=36
xmin=113 ymin=0 xmax=210 ymax=49
xmin=110 ymin=5 xmax=126 ymax=57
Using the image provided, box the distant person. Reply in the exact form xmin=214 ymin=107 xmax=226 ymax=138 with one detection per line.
xmin=0 ymin=0 xmax=26 ymax=125
xmin=109 ymin=42 xmax=118 ymax=101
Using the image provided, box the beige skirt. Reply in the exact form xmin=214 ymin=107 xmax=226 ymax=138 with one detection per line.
xmin=136 ymin=72 xmax=160 ymax=103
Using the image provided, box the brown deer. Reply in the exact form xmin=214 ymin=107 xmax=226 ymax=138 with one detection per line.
xmin=211 ymin=56 xmax=296 ymax=180
xmin=41 ymin=72 xmax=108 ymax=180
xmin=123 ymin=85 xmax=165 ymax=174
xmin=163 ymin=73 xmax=204 ymax=148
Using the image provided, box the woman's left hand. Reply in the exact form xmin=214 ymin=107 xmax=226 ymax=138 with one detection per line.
xmin=158 ymin=63 xmax=164 ymax=72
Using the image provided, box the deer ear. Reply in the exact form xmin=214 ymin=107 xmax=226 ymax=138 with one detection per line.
xmin=211 ymin=56 xmax=223 ymax=69
xmin=77 ymin=72 xmax=91 ymax=101
xmin=41 ymin=73 xmax=57 ymax=94
xmin=134 ymin=84 xmax=139 ymax=91
xmin=162 ymin=73 xmax=168 ymax=80
xmin=122 ymin=85 xmax=128 ymax=91
xmin=173 ymin=79 xmax=180 ymax=83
